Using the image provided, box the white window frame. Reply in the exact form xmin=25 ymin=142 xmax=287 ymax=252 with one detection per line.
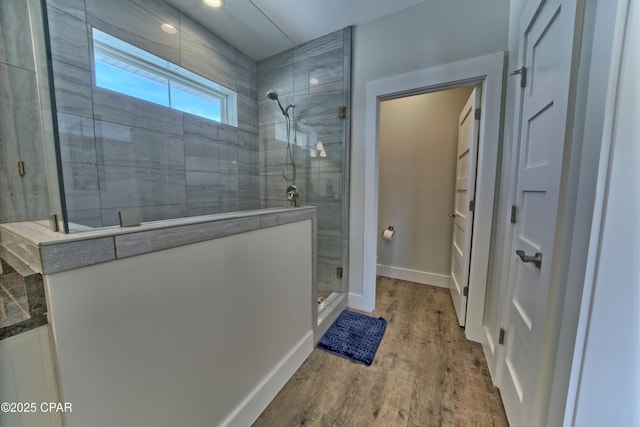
xmin=92 ymin=28 xmax=237 ymax=126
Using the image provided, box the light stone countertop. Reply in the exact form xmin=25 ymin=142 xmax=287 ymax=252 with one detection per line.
xmin=0 ymin=207 xmax=317 ymax=339
xmin=0 ymin=207 xmax=317 ymax=275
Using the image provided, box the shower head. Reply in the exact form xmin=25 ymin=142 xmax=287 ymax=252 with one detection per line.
xmin=266 ymin=90 xmax=279 ymax=101
xmin=266 ymin=90 xmax=289 ymax=117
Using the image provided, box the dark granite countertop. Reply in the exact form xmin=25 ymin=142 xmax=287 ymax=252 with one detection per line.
xmin=0 ymin=247 xmax=47 ymax=340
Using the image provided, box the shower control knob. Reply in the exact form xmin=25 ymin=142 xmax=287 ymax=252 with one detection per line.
xmin=448 ymin=212 xmax=456 ymax=218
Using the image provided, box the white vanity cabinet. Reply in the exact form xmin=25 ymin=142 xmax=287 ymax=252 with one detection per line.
xmin=0 ymin=326 xmax=63 ymax=427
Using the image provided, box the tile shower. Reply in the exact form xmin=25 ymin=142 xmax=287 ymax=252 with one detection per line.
xmin=0 ymin=0 xmax=57 ymax=224
xmin=42 ymin=0 xmax=350 ymax=301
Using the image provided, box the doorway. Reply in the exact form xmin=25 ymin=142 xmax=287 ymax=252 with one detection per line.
xmin=354 ymin=52 xmax=504 ymax=343
xmin=376 ymin=86 xmax=479 ymax=327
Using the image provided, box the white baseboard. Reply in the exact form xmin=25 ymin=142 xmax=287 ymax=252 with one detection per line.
xmin=222 ymin=331 xmax=313 ymax=427
xmin=376 ymin=264 xmax=452 ymax=288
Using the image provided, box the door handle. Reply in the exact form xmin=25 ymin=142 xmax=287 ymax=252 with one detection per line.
xmin=448 ymin=212 xmax=456 ymax=218
xmin=515 ymin=250 xmax=542 ymax=268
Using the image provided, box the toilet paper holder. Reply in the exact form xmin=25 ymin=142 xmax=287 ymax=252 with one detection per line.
xmin=382 ymin=226 xmax=395 ymax=241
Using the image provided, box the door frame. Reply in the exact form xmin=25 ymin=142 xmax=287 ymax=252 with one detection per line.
xmin=352 ymin=51 xmax=505 ymax=342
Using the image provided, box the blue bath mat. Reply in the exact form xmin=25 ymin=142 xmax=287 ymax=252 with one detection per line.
xmin=318 ymin=310 xmax=387 ymax=366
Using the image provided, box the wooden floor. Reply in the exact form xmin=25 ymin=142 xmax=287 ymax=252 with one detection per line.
xmin=253 ymin=276 xmax=508 ymax=427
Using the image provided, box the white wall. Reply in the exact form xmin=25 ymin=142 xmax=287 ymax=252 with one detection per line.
xmin=377 ymin=87 xmax=472 ymax=284
xmin=44 ymin=221 xmax=313 ymax=427
xmin=349 ymin=0 xmax=509 ymax=299
xmin=571 ymin=0 xmax=640 ymax=424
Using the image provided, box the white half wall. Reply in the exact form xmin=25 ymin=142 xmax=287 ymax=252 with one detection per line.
xmin=45 ymin=220 xmax=313 ymax=427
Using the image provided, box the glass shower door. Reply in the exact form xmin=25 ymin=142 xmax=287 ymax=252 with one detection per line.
xmin=257 ymin=27 xmax=351 ymax=324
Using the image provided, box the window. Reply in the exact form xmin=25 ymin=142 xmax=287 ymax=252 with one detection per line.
xmin=92 ymin=28 xmax=237 ymax=126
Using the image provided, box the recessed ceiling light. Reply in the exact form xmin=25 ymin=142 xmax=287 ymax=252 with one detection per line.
xmin=310 ymin=78 xmax=319 ymax=85
xmin=161 ymin=23 xmax=178 ymax=34
xmin=204 ymin=0 xmax=223 ymax=8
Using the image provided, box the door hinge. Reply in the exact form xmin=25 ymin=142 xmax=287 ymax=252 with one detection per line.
xmin=463 ymin=286 xmax=469 ymax=297
xmin=510 ymin=205 xmax=517 ymax=224
xmin=469 ymin=200 xmax=475 ymax=212
xmin=336 ymin=267 xmax=343 ymax=279
xmin=17 ymin=161 xmax=25 ymax=177
xmin=498 ymin=327 xmax=506 ymax=345
xmin=474 ymin=108 xmax=481 ymax=120
xmin=510 ymin=66 xmax=527 ymax=87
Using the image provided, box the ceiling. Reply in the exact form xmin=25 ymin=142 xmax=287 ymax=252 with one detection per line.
xmin=164 ymin=0 xmax=429 ymax=60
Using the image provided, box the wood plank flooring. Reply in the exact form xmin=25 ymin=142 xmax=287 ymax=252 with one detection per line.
xmin=253 ymin=276 xmax=508 ymax=427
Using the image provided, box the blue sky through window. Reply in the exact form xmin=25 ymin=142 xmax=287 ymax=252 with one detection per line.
xmin=170 ymin=82 xmax=221 ymax=122
xmin=95 ymin=62 xmax=170 ymax=107
xmin=92 ymin=28 xmax=235 ymax=125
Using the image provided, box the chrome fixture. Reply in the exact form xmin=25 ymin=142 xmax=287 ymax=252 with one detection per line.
xmin=266 ymin=90 xmax=296 ymax=182
xmin=266 ymin=90 xmax=294 ymax=118
xmin=515 ymin=250 xmax=543 ymax=268
xmin=286 ymin=185 xmax=299 ymax=207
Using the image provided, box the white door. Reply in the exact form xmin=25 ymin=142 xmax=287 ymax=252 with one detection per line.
xmin=499 ymin=0 xmax=577 ymax=425
xmin=449 ymin=88 xmax=480 ymax=326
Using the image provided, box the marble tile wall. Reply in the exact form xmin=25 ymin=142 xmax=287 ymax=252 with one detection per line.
xmin=47 ymin=0 xmax=260 ymax=228
xmin=257 ymin=28 xmax=351 ymax=293
xmin=0 ymin=0 xmax=50 ymax=223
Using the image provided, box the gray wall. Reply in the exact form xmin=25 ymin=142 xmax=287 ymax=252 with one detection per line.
xmin=48 ymin=0 xmax=260 ymax=228
xmin=0 ymin=0 xmax=51 ymax=223
xmin=377 ymin=87 xmax=472 ymax=278
xmin=258 ymin=28 xmax=351 ymax=293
